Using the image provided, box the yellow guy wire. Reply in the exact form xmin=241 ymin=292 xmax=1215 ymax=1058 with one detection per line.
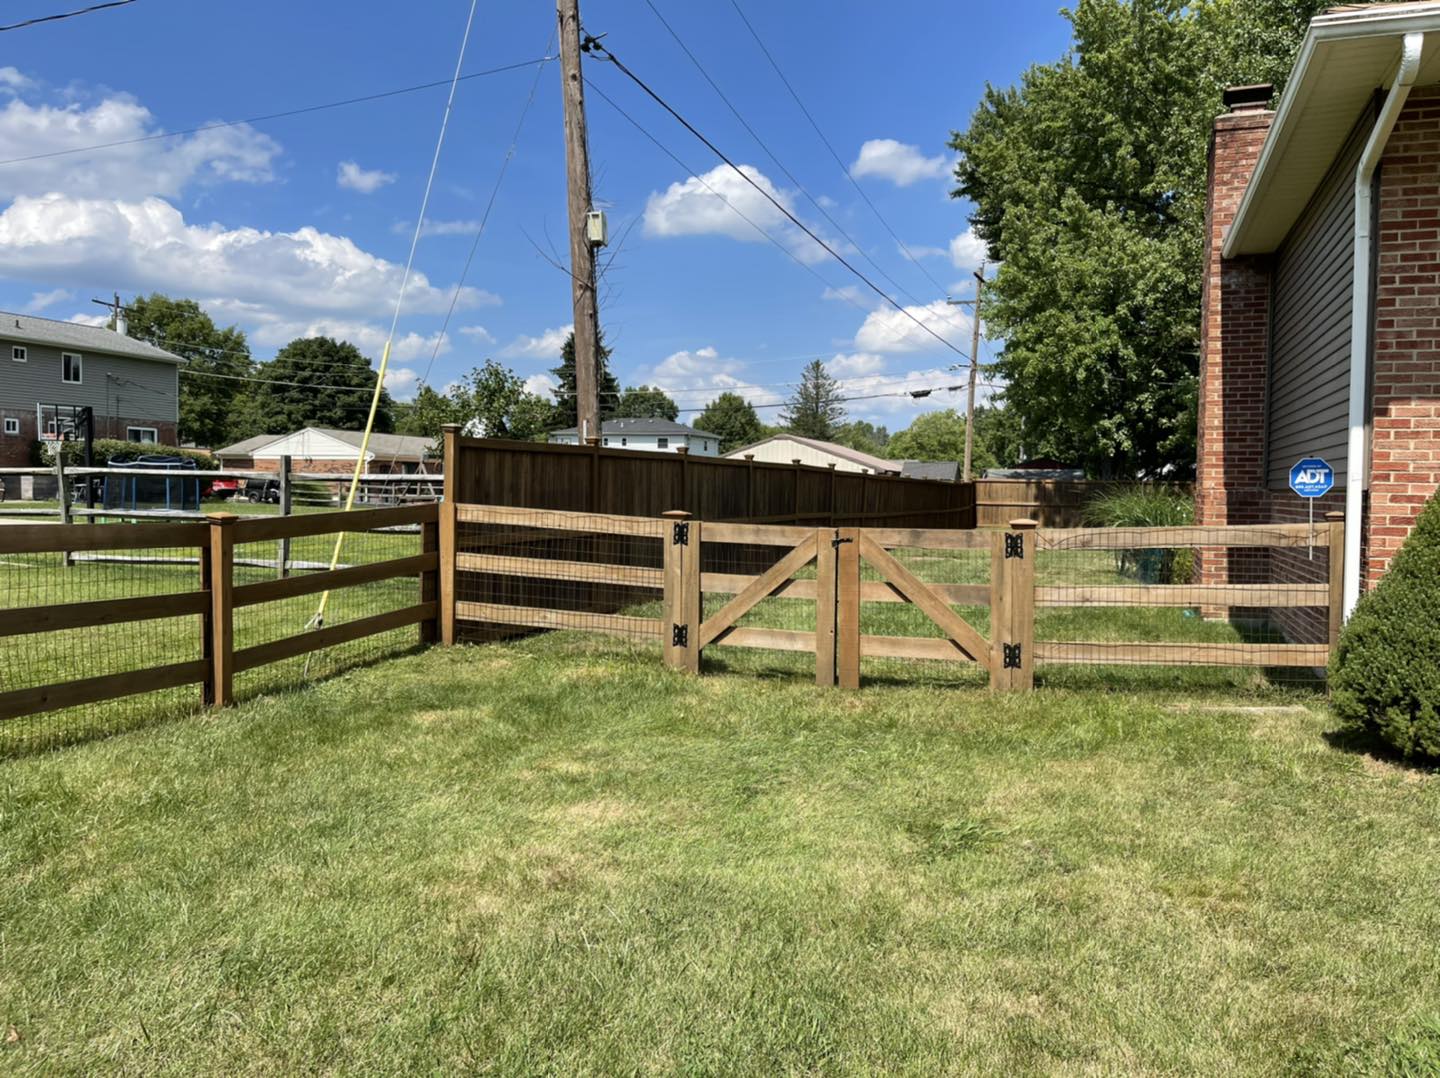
xmin=307 ymin=0 xmax=480 ymax=634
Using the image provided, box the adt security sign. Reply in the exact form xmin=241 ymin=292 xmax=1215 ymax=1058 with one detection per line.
xmin=1290 ymin=457 xmax=1335 ymax=499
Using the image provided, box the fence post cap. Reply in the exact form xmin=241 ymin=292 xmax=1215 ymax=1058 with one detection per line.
xmin=1325 ymin=511 xmax=1345 ymax=521
xmin=743 ymin=454 xmax=755 ymax=461
xmin=661 ymin=509 xmax=692 ymax=520
xmin=675 ymin=446 xmax=689 ymax=455
xmin=206 ymin=511 xmax=239 ymax=525
xmin=791 ymin=459 xmax=802 ymax=465
xmin=440 ymin=423 xmax=462 ymax=433
xmin=1009 ymin=518 xmax=1039 ymax=530
xmin=584 ymin=436 xmax=601 ymax=447
xmin=827 ymin=463 xmax=837 ymax=470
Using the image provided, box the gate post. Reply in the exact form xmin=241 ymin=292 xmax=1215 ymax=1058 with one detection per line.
xmin=815 ymin=528 xmax=838 ymax=686
xmin=991 ymin=518 xmax=1037 ymax=692
xmin=663 ymin=510 xmax=701 ymax=674
xmin=1327 ymin=511 xmax=1345 ymax=652
xmin=439 ymin=424 xmax=460 ymax=646
xmin=836 ymin=527 xmax=861 ymax=689
xmin=206 ymin=512 xmax=237 ymax=708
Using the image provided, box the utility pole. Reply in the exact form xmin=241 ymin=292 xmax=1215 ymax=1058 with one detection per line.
xmin=947 ymin=262 xmax=987 ymax=482
xmin=557 ymin=0 xmax=600 ymax=442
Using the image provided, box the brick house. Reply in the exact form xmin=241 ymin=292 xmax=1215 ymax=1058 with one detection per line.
xmin=214 ymin=428 xmax=435 ymax=474
xmin=0 ymin=312 xmax=184 ymax=466
xmin=1198 ymin=2 xmax=1440 ymax=626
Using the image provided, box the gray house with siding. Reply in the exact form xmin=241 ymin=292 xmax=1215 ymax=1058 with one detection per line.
xmin=0 ymin=312 xmax=185 ymax=466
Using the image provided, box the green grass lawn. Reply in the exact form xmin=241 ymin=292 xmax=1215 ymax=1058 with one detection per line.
xmin=2 ymin=634 xmax=1438 ymax=1074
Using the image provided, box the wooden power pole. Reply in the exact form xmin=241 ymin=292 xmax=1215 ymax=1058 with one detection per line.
xmin=948 ymin=262 xmax=987 ymax=482
xmin=557 ymin=0 xmax=601 ymax=442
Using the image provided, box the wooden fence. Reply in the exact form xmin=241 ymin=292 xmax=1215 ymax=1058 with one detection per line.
xmin=0 ymin=503 xmax=438 ymax=724
xmin=974 ymin=479 xmax=1150 ymax=527
xmin=443 ymin=427 xmax=976 ymax=529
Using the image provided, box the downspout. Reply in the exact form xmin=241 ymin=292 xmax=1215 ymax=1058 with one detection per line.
xmin=1344 ymin=31 xmax=1425 ymax=619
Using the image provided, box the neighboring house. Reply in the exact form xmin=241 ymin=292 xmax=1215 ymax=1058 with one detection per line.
xmin=214 ymin=428 xmax=436 ymax=474
xmin=549 ymin=418 xmax=722 ymax=456
xmin=985 ymin=458 xmax=1087 ymax=481
xmin=0 ymin=312 xmax=185 ymax=466
xmin=727 ymin=434 xmax=900 ymax=475
xmin=1198 ymin=2 xmax=1440 ymax=624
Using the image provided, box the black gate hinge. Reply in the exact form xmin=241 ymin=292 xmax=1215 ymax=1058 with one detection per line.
xmin=672 ymin=522 xmax=690 ymax=546
xmin=672 ymin=623 xmax=689 ymax=648
xmin=1004 ymin=534 xmax=1025 ymax=559
xmin=1002 ymin=643 xmax=1023 ymax=669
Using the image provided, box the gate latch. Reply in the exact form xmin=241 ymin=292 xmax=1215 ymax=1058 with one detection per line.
xmin=1004 ymin=534 xmax=1025 ymax=559
xmin=672 ymin=522 xmax=690 ymax=546
xmin=831 ymin=535 xmax=854 ymax=549
xmin=1002 ymin=643 xmax=1023 ymax=669
xmin=672 ymin=624 xmax=689 ymax=648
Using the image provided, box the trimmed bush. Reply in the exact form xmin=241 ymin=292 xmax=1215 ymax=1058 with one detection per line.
xmin=31 ymin=438 xmax=218 ymax=471
xmin=1082 ymin=484 xmax=1196 ymax=584
xmin=1331 ymin=491 xmax=1440 ymax=758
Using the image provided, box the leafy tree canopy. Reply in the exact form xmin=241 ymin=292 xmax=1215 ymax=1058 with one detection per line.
xmin=615 ymin=385 xmax=679 ymax=421
xmin=451 ymin=361 xmax=553 ymax=441
xmin=394 ymin=385 xmax=463 ymax=441
xmin=832 ymin=420 xmax=890 ymax=457
xmin=694 ymin=392 xmax=766 ymax=455
xmin=123 ymin=294 xmax=251 ymax=448
xmin=551 ymin=330 xmax=621 ymax=429
xmin=242 ymin=337 xmax=393 ymax=436
xmin=950 ymin=0 xmax=1338 ymax=477
xmin=781 ymin=359 xmax=845 ymax=441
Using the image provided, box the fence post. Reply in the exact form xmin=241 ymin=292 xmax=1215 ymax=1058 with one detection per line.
xmin=836 ymin=527 xmax=861 ymax=689
xmin=744 ymin=454 xmax=755 ymax=519
xmin=677 ymin=446 xmax=690 ymax=512
xmin=278 ymin=454 xmax=292 ymax=578
xmin=55 ymin=443 xmax=72 ymax=568
xmin=1327 ymin=511 xmax=1345 ymax=653
xmin=586 ymin=436 xmax=600 ymax=512
xmin=827 ymin=463 xmax=837 ymax=527
xmin=662 ymin=510 xmax=701 ymax=674
xmin=207 ymin=512 xmax=237 ymax=707
xmin=440 ymin=424 xmax=460 ymax=646
xmin=815 ymin=528 xmax=838 ymax=686
xmin=991 ymin=518 xmax=1037 ymax=692
xmin=420 ymin=511 xmax=440 ymax=646
xmin=792 ymin=459 xmax=802 ymax=526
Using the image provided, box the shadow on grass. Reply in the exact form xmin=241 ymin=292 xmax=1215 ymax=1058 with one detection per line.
xmin=1321 ymin=724 xmax=1440 ymax=774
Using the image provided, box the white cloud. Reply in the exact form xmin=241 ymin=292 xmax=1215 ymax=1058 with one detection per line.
xmin=826 ymin=351 xmax=885 ymax=377
xmin=391 ymin=217 xmax=482 ymax=238
xmin=822 ymin=284 xmax=867 ymax=307
xmin=240 ymin=318 xmax=451 ymax=364
xmin=949 ymin=227 xmax=987 ymax=271
xmin=459 ymin=325 xmax=494 ymax=344
xmin=499 ymin=324 xmax=571 ymax=361
xmin=383 ymin=366 xmax=422 ymax=399
xmin=854 ymin=299 xmax=971 ymax=354
xmin=631 ymin=346 xmax=783 ymax=411
xmin=643 ymin=164 xmax=834 ymax=264
xmin=830 ymin=366 xmax=972 ymax=418
xmin=0 ymin=95 xmax=280 ymax=201
xmin=850 ymin=139 xmax=948 ymax=186
xmin=0 ymin=194 xmax=498 ymax=321
xmin=0 ymin=68 xmax=32 ymax=90
xmin=523 ymin=372 xmax=558 ymax=398
xmin=67 ymin=311 xmax=109 ymax=327
xmin=25 ymin=287 xmax=71 ymax=311
xmin=337 ymin=160 xmax=395 ymax=194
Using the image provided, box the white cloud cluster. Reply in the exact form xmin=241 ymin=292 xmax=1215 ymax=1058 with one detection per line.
xmin=0 ymin=95 xmax=280 ymax=201
xmin=392 ymin=217 xmax=482 ymax=238
xmin=337 ymin=160 xmax=395 ymax=194
xmin=826 ymin=351 xmax=885 ymax=377
xmin=499 ymin=324 xmax=571 ymax=361
xmin=643 ymin=164 xmax=833 ymax=264
xmin=850 ymin=139 xmax=948 ymax=186
xmin=853 ymin=299 xmax=971 ymax=355
xmin=949 ymin=227 xmax=987 ymax=271
xmin=25 ymin=287 xmax=70 ymax=311
xmin=632 ymin=346 xmax=784 ymax=411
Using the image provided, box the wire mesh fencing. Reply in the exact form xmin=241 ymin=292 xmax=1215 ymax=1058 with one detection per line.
xmin=1032 ymin=522 xmax=1337 ymax=696
xmin=453 ymin=506 xmax=665 ymax=650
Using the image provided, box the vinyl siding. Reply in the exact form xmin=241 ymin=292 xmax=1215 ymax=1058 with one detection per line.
xmin=1265 ymin=103 xmax=1373 ymax=489
xmin=0 ymin=336 xmax=179 ymax=423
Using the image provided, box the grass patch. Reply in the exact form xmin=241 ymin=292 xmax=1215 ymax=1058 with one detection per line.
xmin=1 ymin=635 xmax=1437 ymax=1072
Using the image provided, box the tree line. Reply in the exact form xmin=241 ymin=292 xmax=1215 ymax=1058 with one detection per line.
xmin=137 ymin=292 xmax=1016 ymax=469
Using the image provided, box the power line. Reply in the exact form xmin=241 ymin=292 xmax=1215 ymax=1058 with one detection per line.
xmin=0 ymin=57 xmax=555 ymax=168
xmin=583 ymin=37 xmax=969 ymax=362
xmin=727 ymin=0 xmax=953 ymax=298
xmin=0 ymin=0 xmax=135 ymax=33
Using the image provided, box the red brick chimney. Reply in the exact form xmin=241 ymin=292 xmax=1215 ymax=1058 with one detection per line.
xmin=1196 ymin=84 xmax=1275 ymax=535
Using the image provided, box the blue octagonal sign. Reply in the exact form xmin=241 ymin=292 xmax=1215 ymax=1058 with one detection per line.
xmin=1290 ymin=457 xmax=1334 ymax=499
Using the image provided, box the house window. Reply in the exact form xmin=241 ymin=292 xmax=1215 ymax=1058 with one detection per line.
xmin=603 ymin=438 xmax=610 ymax=446
xmin=3 ymin=418 xmax=18 ymax=435
xmin=61 ymin=352 xmax=82 ymax=384
xmin=621 ymin=437 xmax=627 ymax=446
xmin=127 ymin=426 xmax=158 ymax=444
xmin=11 ymin=346 xmax=25 ymax=362
xmin=657 ymin=437 xmax=669 ymax=449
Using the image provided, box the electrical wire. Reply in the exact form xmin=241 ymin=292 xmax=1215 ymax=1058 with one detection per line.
xmin=0 ymin=57 xmax=555 ymax=168
xmin=584 ymin=37 xmax=969 ymax=362
xmin=0 ymin=0 xmax=134 ymax=33
xmin=727 ymin=0 xmax=954 ymax=298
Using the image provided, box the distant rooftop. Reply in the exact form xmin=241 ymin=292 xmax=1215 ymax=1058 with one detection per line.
xmin=551 ymin=417 xmax=719 ymax=439
xmin=728 ymin=434 xmax=900 ymax=474
xmin=0 ymin=311 xmax=185 ymax=364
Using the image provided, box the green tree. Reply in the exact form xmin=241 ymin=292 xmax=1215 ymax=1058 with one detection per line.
xmin=950 ymin=0 xmax=1337 ymax=477
xmin=245 ymin=337 xmax=394 ymax=435
xmin=550 ymin=331 xmax=621 ymax=429
xmin=973 ymin=402 xmax=1026 ymax=471
xmin=780 ymin=359 xmax=845 ymax=441
xmin=394 ymin=384 xmax=463 ymax=440
xmin=451 ymin=361 xmax=553 ymax=441
xmin=694 ymin=392 xmax=765 ymax=454
xmin=122 ymin=294 xmax=251 ymax=448
xmin=615 ymin=385 xmax=679 ymax=421
xmin=888 ymin=409 xmax=998 ymax=471
xmin=832 ymin=420 xmax=890 ymax=457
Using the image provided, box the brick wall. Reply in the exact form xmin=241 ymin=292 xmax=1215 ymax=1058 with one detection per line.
xmin=0 ymin=410 xmax=178 ymax=468
xmin=1368 ymin=85 xmax=1440 ymax=583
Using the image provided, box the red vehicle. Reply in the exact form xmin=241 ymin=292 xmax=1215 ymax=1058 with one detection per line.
xmin=207 ymin=477 xmax=242 ymax=500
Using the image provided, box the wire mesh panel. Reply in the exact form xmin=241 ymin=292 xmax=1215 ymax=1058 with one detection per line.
xmin=0 ymin=526 xmax=208 ymax=755
xmin=697 ymin=524 xmax=820 ymax=677
xmin=453 ymin=506 xmax=665 ymax=648
xmin=1032 ymin=523 xmax=1334 ymax=695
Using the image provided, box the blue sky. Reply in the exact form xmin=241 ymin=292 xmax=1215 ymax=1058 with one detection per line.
xmin=0 ymin=0 xmax=1073 ymax=429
